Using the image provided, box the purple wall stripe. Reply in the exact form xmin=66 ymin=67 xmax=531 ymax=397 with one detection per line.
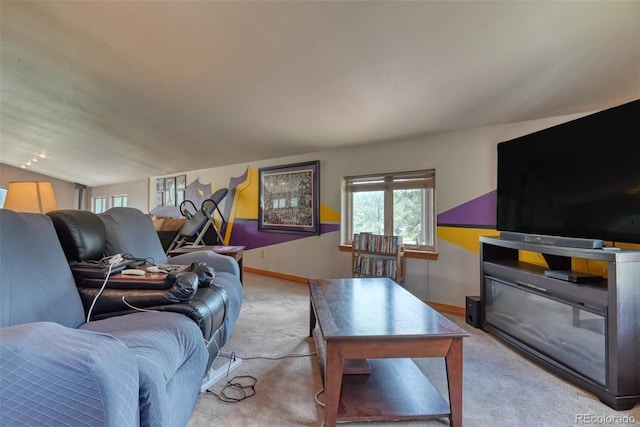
xmin=437 ymin=190 xmax=497 ymax=228
xmin=229 ymin=220 xmax=340 ymax=250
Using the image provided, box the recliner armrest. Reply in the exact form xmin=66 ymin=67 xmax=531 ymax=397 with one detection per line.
xmin=170 ymin=250 xmax=240 ymax=278
xmin=0 ymin=322 xmax=139 ymax=427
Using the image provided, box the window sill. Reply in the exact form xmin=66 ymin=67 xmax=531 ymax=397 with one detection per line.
xmin=338 ymin=244 xmax=438 ymax=260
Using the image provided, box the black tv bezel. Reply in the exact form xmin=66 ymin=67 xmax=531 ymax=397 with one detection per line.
xmin=496 ymin=99 xmax=640 ymax=245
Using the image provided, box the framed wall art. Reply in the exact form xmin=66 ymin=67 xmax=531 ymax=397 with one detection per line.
xmin=164 ymin=177 xmax=176 ymax=206
xmin=258 ymin=160 xmax=320 ymax=234
xmin=154 ymin=174 xmax=188 ymax=207
xmin=176 ymin=174 xmax=186 ymax=190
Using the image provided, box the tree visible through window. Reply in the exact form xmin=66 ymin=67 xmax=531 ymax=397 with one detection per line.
xmin=352 ymin=191 xmax=384 ymax=235
xmin=344 ymin=170 xmax=435 ymax=251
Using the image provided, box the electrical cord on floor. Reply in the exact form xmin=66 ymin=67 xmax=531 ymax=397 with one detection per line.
xmin=314 ymin=388 xmax=325 ymax=407
xmin=205 ymin=350 xmax=317 ymax=403
xmin=218 ymin=350 xmax=316 ymax=360
xmin=206 ymin=352 xmax=257 ymax=403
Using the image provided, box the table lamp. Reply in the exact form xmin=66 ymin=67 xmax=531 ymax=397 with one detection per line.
xmin=3 ymin=181 xmax=59 ymax=213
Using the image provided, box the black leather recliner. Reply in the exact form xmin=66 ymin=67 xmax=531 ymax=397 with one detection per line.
xmin=48 ymin=209 xmax=228 ymax=371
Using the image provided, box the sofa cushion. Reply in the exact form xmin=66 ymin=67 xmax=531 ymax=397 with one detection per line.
xmin=81 ymin=311 xmax=208 ymax=427
xmin=0 ymin=322 xmax=139 ymax=427
xmin=101 ymin=207 xmax=169 ymax=265
xmin=0 ymin=209 xmax=86 ymax=328
xmin=48 ymin=209 xmax=107 ymax=263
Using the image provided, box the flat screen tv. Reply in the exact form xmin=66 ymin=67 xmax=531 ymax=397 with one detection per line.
xmin=497 ymin=99 xmax=640 ymax=245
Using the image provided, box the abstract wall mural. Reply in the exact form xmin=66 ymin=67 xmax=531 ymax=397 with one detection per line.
xmin=151 ymin=172 xmax=505 ymax=253
xmin=151 ymin=167 xmax=340 ymax=250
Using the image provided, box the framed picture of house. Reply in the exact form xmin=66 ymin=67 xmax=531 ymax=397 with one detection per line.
xmin=258 ymin=160 xmax=320 ymax=234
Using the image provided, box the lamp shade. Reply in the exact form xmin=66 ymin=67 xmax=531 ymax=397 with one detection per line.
xmin=4 ymin=181 xmax=59 ymax=213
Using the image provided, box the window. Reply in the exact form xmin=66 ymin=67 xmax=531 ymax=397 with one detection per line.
xmin=111 ymin=194 xmax=128 ymax=208
xmin=343 ymin=170 xmax=436 ymax=251
xmin=0 ymin=187 xmax=7 ymax=208
xmin=92 ymin=196 xmax=107 ymax=214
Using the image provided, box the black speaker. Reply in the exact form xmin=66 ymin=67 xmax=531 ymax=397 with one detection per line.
xmin=466 ymin=296 xmax=481 ymax=328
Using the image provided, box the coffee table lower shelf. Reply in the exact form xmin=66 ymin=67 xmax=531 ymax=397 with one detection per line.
xmin=313 ymin=328 xmax=451 ymax=423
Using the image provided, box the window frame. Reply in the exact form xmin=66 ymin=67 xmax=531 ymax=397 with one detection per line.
xmin=0 ymin=187 xmax=7 ymax=208
xmin=342 ymin=169 xmax=436 ymax=252
xmin=92 ymin=196 xmax=107 ymax=214
xmin=111 ymin=194 xmax=128 ymax=208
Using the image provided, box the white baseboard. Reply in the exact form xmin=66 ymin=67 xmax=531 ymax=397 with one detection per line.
xmin=200 ymin=358 xmax=243 ymax=393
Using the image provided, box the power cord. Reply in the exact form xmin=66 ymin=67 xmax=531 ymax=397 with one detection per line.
xmin=314 ymin=388 xmax=325 ymax=407
xmin=218 ymin=350 xmax=316 ymax=361
xmin=121 ymin=296 xmax=159 ymax=313
xmin=101 ymin=253 xmax=123 ymax=267
xmin=205 ymin=350 xmax=317 ymax=403
xmin=86 ymin=255 xmax=120 ymax=322
xmin=122 ymin=253 xmax=154 ymax=266
xmin=86 ymin=254 xmax=160 ymax=322
xmin=206 ymin=352 xmax=257 ymax=403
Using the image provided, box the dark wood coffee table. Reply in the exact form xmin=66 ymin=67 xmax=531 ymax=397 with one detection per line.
xmin=308 ymin=277 xmax=469 ymax=427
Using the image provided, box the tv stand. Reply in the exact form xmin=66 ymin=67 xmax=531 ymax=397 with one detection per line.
xmin=480 ymin=236 xmax=640 ymax=410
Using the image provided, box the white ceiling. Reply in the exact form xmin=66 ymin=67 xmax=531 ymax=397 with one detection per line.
xmin=1 ymin=1 xmax=639 ymax=187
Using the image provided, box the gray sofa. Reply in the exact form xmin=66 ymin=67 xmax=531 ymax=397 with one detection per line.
xmin=47 ymin=207 xmax=244 ymax=375
xmin=99 ymin=207 xmax=243 ymax=347
xmin=0 ymin=209 xmax=235 ymax=426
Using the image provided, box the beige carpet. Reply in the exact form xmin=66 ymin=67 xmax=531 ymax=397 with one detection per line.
xmin=188 ymin=273 xmax=639 ymax=427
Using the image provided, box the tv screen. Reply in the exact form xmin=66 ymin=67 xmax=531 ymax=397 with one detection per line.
xmin=497 ymin=100 xmax=640 ymax=244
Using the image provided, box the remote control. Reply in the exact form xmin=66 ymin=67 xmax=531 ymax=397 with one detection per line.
xmin=147 ymin=266 xmax=168 ymax=273
xmin=121 ymin=269 xmax=146 ymax=276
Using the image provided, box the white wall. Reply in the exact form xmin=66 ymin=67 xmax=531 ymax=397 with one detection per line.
xmin=0 ymin=164 xmax=149 ymax=212
xmin=90 ymin=178 xmax=149 ymax=212
xmin=243 ymin=113 xmax=587 ymax=305
xmin=95 ymin=112 xmax=589 ymax=307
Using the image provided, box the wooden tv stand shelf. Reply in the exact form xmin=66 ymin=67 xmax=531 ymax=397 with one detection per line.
xmin=479 ymin=236 xmax=640 ymax=410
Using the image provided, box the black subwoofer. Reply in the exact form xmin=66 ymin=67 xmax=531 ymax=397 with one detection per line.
xmin=466 ymin=295 xmax=481 ymax=328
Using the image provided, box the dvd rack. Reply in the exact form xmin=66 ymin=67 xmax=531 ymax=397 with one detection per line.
xmin=352 ymin=233 xmax=405 ymax=283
